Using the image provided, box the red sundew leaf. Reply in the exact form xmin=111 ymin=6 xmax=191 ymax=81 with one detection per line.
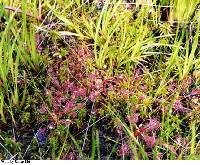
xmin=143 ymin=135 xmax=156 ymax=148
xmin=40 ymin=104 xmax=48 ymax=114
xmin=133 ymin=130 xmax=144 ymax=138
xmin=168 ymin=145 xmax=177 ymax=155
xmin=48 ymin=122 xmax=56 ymax=130
xmin=77 ymin=103 xmax=85 ymax=109
xmin=53 ymin=100 xmax=59 ymax=113
xmin=121 ymin=89 xmax=130 ymax=100
xmin=138 ymin=95 xmax=146 ymax=100
xmin=175 ymin=135 xmax=182 ymax=146
xmin=77 ymin=73 xmax=84 ymax=80
xmin=89 ymin=82 xmax=96 ymax=90
xmin=61 ymin=82 xmax=69 ymax=92
xmin=130 ymin=105 xmax=139 ymax=113
xmin=89 ymin=91 xmax=99 ymax=102
xmin=70 ymin=111 xmax=77 ymax=119
xmin=54 ymin=95 xmax=62 ymax=108
xmin=95 ymin=79 xmax=103 ymax=90
xmin=139 ymin=127 xmax=147 ymax=133
xmin=134 ymin=131 xmax=141 ymax=137
xmin=162 ymin=144 xmax=177 ymax=155
xmin=71 ymin=90 xmax=79 ymax=100
xmin=65 ymin=152 xmax=77 ymax=160
xmin=146 ymin=118 xmax=161 ymax=131
xmin=118 ymin=144 xmax=130 ymax=157
xmin=156 ymin=152 xmax=163 ymax=160
xmin=88 ymin=73 xmax=96 ymax=81
xmin=173 ymin=99 xmax=190 ymax=112
xmin=45 ymin=89 xmax=51 ymax=96
xmin=138 ymin=85 xmax=148 ymax=92
xmin=55 ymin=91 xmax=62 ymax=98
xmin=72 ymin=87 xmax=87 ymax=100
xmin=51 ymin=77 xmax=61 ymax=89
xmin=189 ymin=89 xmax=200 ymax=97
xmin=77 ymin=48 xmax=86 ymax=59
xmin=133 ymin=68 xmax=142 ymax=80
xmin=117 ymin=74 xmax=125 ymax=81
xmin=127 ymin=113 xmax=139 ymax=124
xmin=59 ymin=119 xmax=71 ymax=127
xmin=47 ymin=67 xmax=53 ymax=74
xmin=78 ymin=87 xmax=87 ymax=98
xmin=68 ymin=82 xmax=76 ymax=92
xmin=63 ymin=100 xmax=75 ymax=113
xmin=130 ymin=154 xmax=135 ymax=160
xmin=181 ymin=76 xmax=193 ymax=92
xmin=133 ymin=127 xmax=146 ymax=138
xmin=62 ymin=81 xmax=77 ymax=92
xmin=168 ymin=81 xmax=178 ymax=93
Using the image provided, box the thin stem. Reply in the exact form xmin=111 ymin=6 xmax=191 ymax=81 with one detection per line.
xmin=4 ymin=6 xmax=49 ymax=24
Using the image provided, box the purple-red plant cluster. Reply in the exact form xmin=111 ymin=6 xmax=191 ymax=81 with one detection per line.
xmin=35 ymin=45 xmax=200 ymax=159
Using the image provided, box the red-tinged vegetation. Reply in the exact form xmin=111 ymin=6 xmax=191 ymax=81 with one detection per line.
xmin=145 ymin=118 xmax=161 ymax=132
xmin=134 ymin=127 xmax=147 ymax=137
xmin=36 ymin=44 xmax=200 ymax=159
xmin=40 ymin=104 xmax=48 ymax=114
xmin=189 ymin=88 xmax=200 ymax=97
xmin=168 ymin=81 xmax=178 ymax=93
xmin=143 ymin=135 xmax=156 ymax=149
xmin=127 ymin=113 xmax=140 ymax=124
xmin=181 ymin=76 xmax=193 ymax=93
xmin=118 ymin=144 xmax=130 ymax=157
xmin=65 ymin=152 xmax=77 ymax=160
xmin=173 ymin=98 xmax=191 ymax=113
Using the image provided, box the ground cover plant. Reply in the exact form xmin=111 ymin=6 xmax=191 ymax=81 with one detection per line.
xmin=0 ymin=0 xmax=200 ymax=160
